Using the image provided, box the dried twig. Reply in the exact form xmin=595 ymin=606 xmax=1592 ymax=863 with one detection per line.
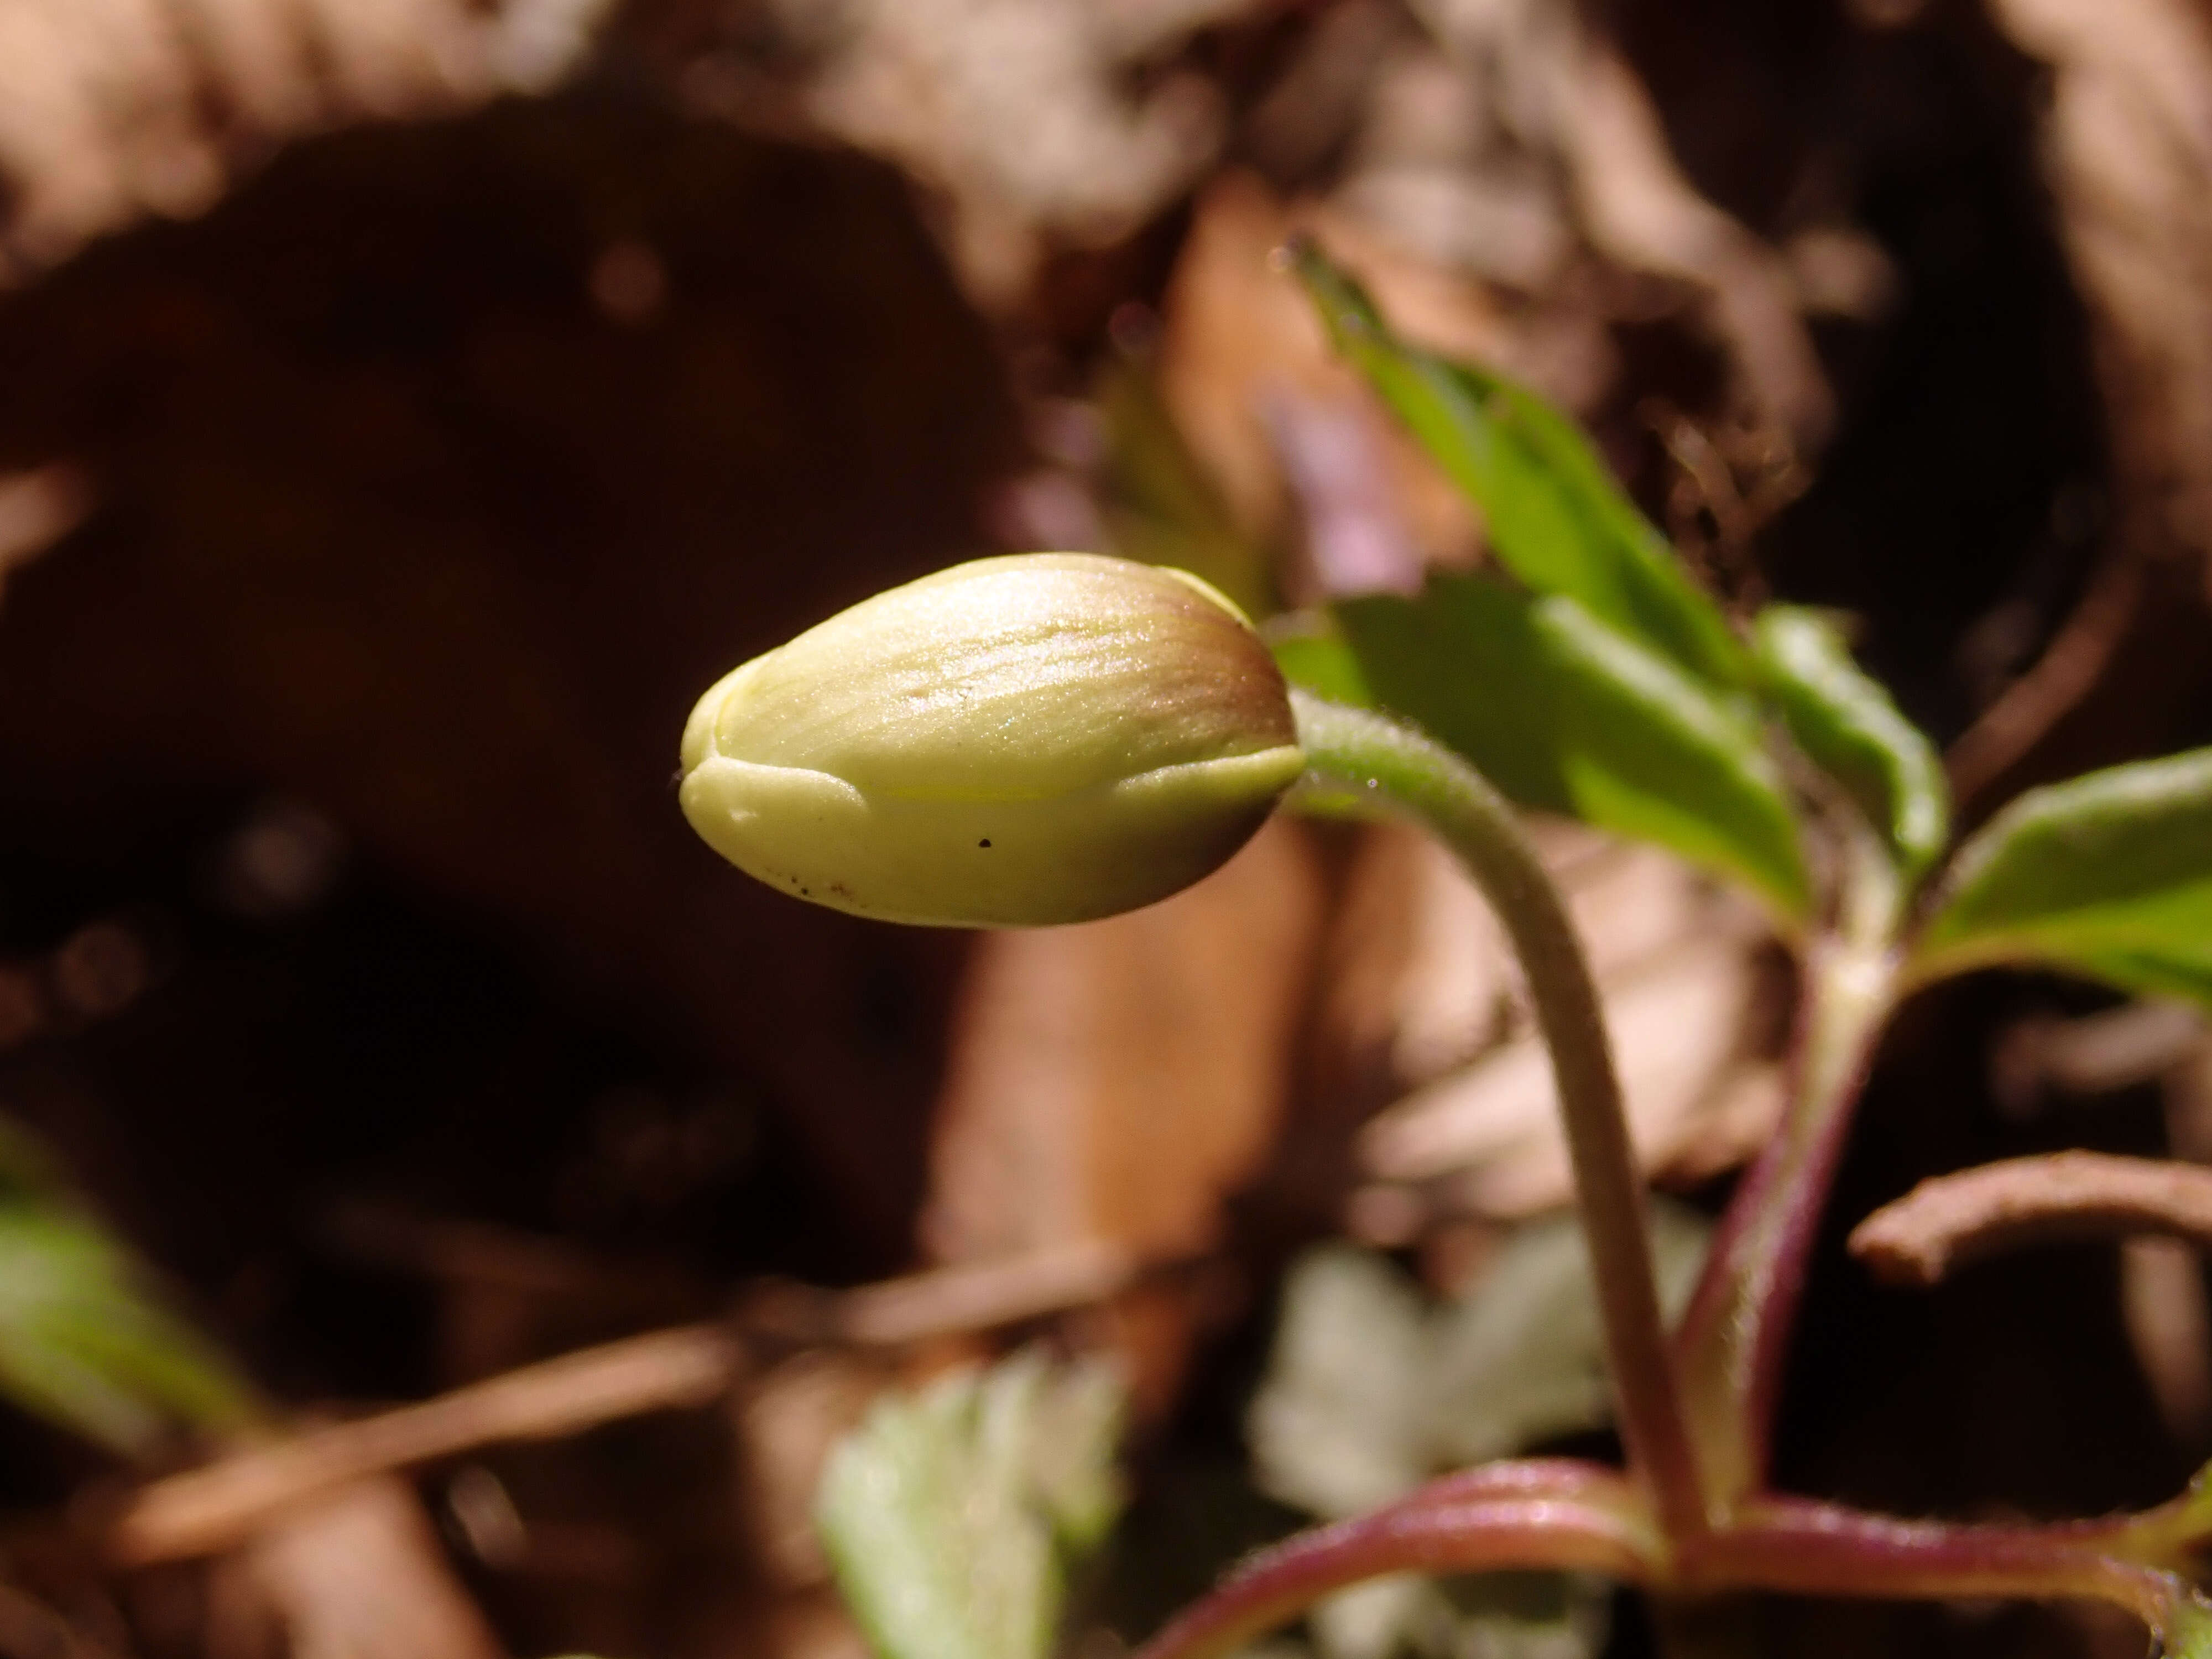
xmin=1991 ymin=998 xmax=2204 ymax=1111
xmin=1945 ymin=550 xmax=2145 ymax=808
xmin=108 ymin=1324 xmax=740 ymax=1565
xmin=830 ymin=1237 xmax=1140 ymax=1345
xmin=1849 ymin=1151 xmax=2212 ymax=1287
xmin=316 ymin=1200 xmax=705 ymax=1303
xmin=107 ymin=1238 xmax=1146 ymax=1564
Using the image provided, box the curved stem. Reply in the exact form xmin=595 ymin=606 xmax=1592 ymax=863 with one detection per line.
xmin=1291 ymin=690 xmax=1708 ymax=1539
xmin=1134 ymin=1459 xmax=2212 ymax=1659
xmin=1133 ymin=1462 xmax=1661 ymax=1659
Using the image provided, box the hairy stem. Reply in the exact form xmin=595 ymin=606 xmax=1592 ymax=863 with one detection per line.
xmin=1674 ymin=922 xmax=1896 ymax=1503
xmin=1291 ymin=690 xmax=1708 ymax=1538
xmin=1687 ymin=1498 xmax=2211 ymax=1644
xmin=1134 ymin=1462 xmax=2211 ymax=1659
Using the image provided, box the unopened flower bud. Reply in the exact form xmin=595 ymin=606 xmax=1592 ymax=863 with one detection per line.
xmin=680 ymin=553 xmax=1306 ymax=927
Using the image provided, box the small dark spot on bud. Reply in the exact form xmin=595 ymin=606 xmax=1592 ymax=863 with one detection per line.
xmin=978 ymin=838 xmax=992 ymax=848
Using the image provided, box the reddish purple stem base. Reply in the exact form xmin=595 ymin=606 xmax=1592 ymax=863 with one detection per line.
xmin=1135 ymin=1463 xmax=1656 ymax=1659
xmin=1238 ymin=701 xmax=2212 ymax=1658
xmin=1134 ymin=1462 xmax=2212 ymax=1659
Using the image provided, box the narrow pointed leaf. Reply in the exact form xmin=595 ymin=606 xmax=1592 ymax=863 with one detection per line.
xmin=1754 ymin=606 xmax=1948 ymax=875
xmin=1913 ymin=749 xmax=2212 ymax=1004
xmin=1293 ymin=244 xmax=1746 ymax=688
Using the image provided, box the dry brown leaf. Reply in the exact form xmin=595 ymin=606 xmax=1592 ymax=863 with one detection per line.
xmin=1963 ymin=0 xmax=2212 ymax=792
xmin=764 ymin=1587 xmax=874 ymax=1659
xmin=1155 ymin=171 xmax=1498 ymax=572
xmin=772 ymin=0 xmax=1251 ymax=305
xmin=1326 ymin=823 xmax=1512 ymax=1089
xmin=735 ymin=1352 xmax=890 ymax=1591
xmin=924 ymin=817 xmax=1324 ymax=1266
xmin=0 ymin=0 xmax=619 ymax=274
xmin=1336 ymin=833 xmax=1780 ymax=1225
xmin=1395 ymin=0 xmax=1833 ymax=448
xmin=919 ymin=817 xmax=1324 ymax=1407
xmin=1360 ymin=935 xmax=1771 ymax=1215
xmin=1991 ymin=0 xmax=2212 ymax=591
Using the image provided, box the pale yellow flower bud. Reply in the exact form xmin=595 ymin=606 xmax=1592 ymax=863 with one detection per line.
xmin=679 ymin=553 xmax=1306 ymax=927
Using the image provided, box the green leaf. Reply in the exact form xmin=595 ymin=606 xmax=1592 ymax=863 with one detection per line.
xmin=1293 ymin=244 xmax=1745 ymax=688
xmin=1540 ymin=599 xmax=1808 ymax=920
xmin=817 ymin=1350 xmax=1126 ymax=1659
xmin=1337 ymin=576 xmax=1567 ymax=813
xmin=1753 ymin=606 xmax=1948 ymax=875
xmin=1912 ymin=749 xmax=2212 ymax=1003
xmin=1327 ymin=575 xmax=1809 ymax=921
xmin=1268 ymin=611 xmax=1374 ymax=709
xmin=0 ymin=1128 xmax=254 ymax=1457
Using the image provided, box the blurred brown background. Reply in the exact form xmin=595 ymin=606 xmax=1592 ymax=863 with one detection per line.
xmin=1 ymin=1 xmax=2210 ymax=1656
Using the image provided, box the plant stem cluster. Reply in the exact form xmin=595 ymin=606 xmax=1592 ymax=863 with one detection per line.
xmin=1136 ymin=693 xmax=2212 ymax=1659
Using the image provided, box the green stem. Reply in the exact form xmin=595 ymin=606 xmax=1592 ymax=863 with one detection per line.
xmin=1290 ymin=690 xmax=1709 ymax=1541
